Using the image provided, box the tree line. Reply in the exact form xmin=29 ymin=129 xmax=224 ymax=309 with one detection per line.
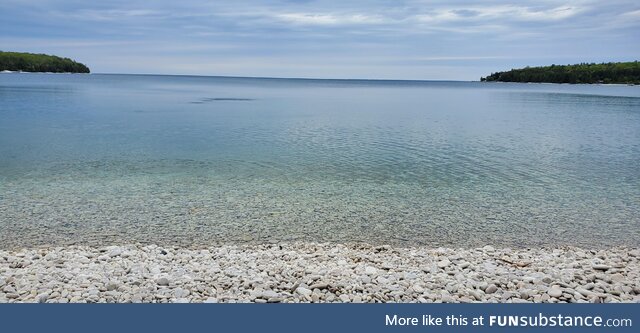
xmin=481 ymin=61 xmax=640 ymax=84
xmin=0 ymin=51 xmax=90 ymax=73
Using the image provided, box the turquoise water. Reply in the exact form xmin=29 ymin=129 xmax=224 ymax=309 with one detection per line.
xmin=1 ymin=73 xmax=639 ymax=248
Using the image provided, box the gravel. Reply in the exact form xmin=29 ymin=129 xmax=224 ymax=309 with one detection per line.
xmin=0 ymin=243 xmax=638 ymax=303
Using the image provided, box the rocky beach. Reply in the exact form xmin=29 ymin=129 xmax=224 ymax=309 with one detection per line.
xmin=1 ymin=243 xmax=639 ymax=303
xmin=2 ymin=74 xmax=640 ymax=305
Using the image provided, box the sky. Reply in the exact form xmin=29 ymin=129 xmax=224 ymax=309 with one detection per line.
xmin=1 ymin=0 xmax=639 ymax=80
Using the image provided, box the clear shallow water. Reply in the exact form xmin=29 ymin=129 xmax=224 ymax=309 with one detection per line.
xmin=1 ymin=73 xmax=639 ymax=248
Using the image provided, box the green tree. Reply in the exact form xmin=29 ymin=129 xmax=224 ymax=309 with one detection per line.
xmin=0 ymin=51 xmax=90 ymax=73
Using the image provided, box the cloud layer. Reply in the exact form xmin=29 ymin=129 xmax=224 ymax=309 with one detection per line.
xmin=1 ymin=0 xmax=638 ymax=79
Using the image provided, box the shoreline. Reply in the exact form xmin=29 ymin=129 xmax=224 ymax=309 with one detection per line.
xmin=1 ymin=243 xmax=638 ymax=303
xmin=3 ymin=70 xmax=638 ymax=86
xmin=3 ymin=71 xmax=638 ymax=85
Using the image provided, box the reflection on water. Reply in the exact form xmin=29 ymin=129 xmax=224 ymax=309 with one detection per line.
xmin=0 ymin=74 xmax=639 ymax=248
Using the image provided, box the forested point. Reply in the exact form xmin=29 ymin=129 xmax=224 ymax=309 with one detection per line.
xmin=481 ymin=61 xmax=640 ymax=84
xmin=0 ymin=51 xmax=90 ymax=73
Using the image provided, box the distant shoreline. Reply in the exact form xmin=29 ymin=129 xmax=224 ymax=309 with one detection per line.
xmin=0 ymin=51 xmax=90 ymax=74
xmin=482 ymin=61 xmax=640 ymax=85
xmin=1 ymin=70 xmax=89 ymax=74
xmin=3 ymin=71 xmax=640 ymax=86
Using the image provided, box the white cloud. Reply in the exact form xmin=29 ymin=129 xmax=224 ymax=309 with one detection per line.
xmin=275 ymin=13 xmax=386 ymax=25
xmin=53 ymin=9 xmax=166 ymax=21
xmin=621 ymin=9 xmax=640 ymax=18
xmin=415 ymin=5 xmax=584 ymax=23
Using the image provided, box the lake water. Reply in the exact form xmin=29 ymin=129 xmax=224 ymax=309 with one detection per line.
xmin=1 ymin=73 xmax=639 ymax=248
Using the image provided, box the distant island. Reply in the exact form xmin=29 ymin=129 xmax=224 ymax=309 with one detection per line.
xmin=481 ymin=61 xmax=639 ymax=84
xmin=0 ymin=51 xmax=90 ymax=73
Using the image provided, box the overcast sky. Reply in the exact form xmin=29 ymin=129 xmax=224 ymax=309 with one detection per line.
xmin=1 ymin=0 xmax=639 ymax=80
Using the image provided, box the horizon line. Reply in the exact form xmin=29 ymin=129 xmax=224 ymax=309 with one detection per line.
xmin=3 ymin=70 xmax=480 ymax=82
xmin=92 ymin=72 xmax=478 ymax=83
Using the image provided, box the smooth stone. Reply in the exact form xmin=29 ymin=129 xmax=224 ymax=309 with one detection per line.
xmin=108 ymin=248 xmax=123 ymax=257
xmin=174 ymin=288 xmax=190 ymax=298
xmin=610 ymin=274 xmax=625 ymax=282
xmin=485 ymin=284 xmax=498 ymax=294
xmin=36 ymin=293 xmax=49 ymax=303
xmin=296 ymin=287 xmax=312 ymax=297
xmin=364 ymin=266 xmax=378 ymax=275
xmin=173 ymin=298 xmax=190 ymax=303
xmin=548 ymin=288 xmax=563 ymax=298
xmin=441 ymin=295 xmax=456 ymax=303
xmin=470 ymin=290 xmax=484 ymax=301
xmin=3 ymin=285 xmax=16 ymax=293
xmin=310 ymin=283 xmax=329 ymax=290
xmin=78 ymin=257 xmax=90 ymax=264
xmin=156 ymin=277 xmax=170 ymax=286
xmin=592 ymin=264 xmax=611 ymax=271
xmin=437 ymin=259 xmax=451 ymax=269
xmin=483 ymin=246 xmax=495 ymax=252
xmin=511 ymin=298 xmax=530 ymax=303
xmin=261 ymin=290 xmax=280 ymax=299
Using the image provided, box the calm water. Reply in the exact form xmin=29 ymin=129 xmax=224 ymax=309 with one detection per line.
xmin=1 ymin=73 xmax=639 ymax=248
